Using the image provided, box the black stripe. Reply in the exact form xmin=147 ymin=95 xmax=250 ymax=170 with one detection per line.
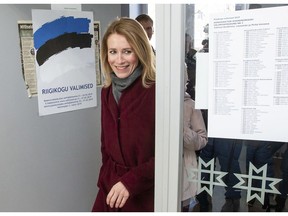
xmin=36 ymin=32 xmax=93 ymax=66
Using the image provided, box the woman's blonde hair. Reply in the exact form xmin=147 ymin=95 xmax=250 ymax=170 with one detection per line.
xmin=100 ymin=17 xmax=156 ymax=88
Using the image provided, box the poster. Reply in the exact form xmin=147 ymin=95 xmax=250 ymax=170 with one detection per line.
xmin=94 ymin=21 xmax=102 ymax=86
xmin=18 ymin=21 xmax=37 ymax=97
xmin=208 ymin=6 xmax=288 ymax=142
xmin=18 ymin=20 xmax=102 ymax=98
xmin=32 ymin=9 xmax=97 ymax=116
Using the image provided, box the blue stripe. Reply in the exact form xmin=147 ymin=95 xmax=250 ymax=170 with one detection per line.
xmin=33 ymin=16 xmax=91 ymax=49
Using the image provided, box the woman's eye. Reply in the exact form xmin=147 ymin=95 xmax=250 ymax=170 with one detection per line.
xmin=123 ymin=50 xmax=132 ymax=54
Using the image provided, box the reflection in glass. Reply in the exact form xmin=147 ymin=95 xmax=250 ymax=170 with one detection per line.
xmin=182 ymin=3 xmax=288 ymax=212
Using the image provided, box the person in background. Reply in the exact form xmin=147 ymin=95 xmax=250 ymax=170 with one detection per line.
xmin=196 ymin=138 xmax=243 ymax=212
xmin=92 ymin=17 xmax=156 ymax=212
xmin=185 ymin=33 xmax=197 ymax=100
xmin=135 ymin=14 xmax=156 ymax=55
xmin=182 ymin=64 xmax=208 ymax=211
xmin=185 ymin=33 xmax=208 ymax=128
xmin=245 ymin=141 xmax=287 ymax=212
xmin=274 ymin=143 xmax=288 ymax=212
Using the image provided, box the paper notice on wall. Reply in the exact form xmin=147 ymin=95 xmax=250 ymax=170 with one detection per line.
xmin=208 ymin=6 xmax=288 ymax=142
xmin=18 ymin=21 xmax=37 ymax=97
xmin=195 ymin=52 xmax=209 ymax=109
xmin=32 ymin=9 xmax=97 ymax=116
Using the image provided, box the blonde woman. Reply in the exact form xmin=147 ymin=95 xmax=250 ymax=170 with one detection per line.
xmin=92 ymin=17 xmax=156 ymax=212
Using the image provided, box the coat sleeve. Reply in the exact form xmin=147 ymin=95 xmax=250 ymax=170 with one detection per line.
xmin=119 ymin=157 xmax=154 ymax=197
xmin=183 ymin=99 xmax=208 ymax=151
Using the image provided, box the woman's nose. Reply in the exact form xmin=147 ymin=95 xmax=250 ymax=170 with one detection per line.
xmin=116 ymin=53 xmax=125 ymax=64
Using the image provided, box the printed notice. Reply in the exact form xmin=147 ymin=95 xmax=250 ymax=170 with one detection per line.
xmin=32 ymin=9 xmax=97 ymax=116
xmin=208 ymin=6 xmax=288 ymax=142
xmin=18 ymin=21 xmax=37 ymax=97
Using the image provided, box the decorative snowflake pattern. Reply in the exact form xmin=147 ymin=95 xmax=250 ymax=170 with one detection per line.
xmin=187 ymin=158 xmax=283 ymax=205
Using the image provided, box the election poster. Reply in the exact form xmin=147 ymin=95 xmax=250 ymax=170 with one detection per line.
xmin=32 ymin=9 xmax=97 ymax=116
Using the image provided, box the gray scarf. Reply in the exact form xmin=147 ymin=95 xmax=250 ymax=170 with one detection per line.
xmin=111 ymin=65 xmax=142 ymax=103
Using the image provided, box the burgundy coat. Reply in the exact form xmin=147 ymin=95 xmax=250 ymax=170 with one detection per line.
xmin=92 ymin=77 xmax=155 ymax=212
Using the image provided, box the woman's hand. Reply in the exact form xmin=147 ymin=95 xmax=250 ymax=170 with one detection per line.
xmin=106 ymin=181 xmax=130 ymax=208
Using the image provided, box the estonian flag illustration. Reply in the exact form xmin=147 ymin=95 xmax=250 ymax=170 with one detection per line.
xmin=33 ymin=16 xmax=93 ymax=66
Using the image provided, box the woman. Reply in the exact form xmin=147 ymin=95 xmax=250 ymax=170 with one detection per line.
xmin=182 ymin=66 xmax=208 ymax=211
xmin=92 ymin=17 xmax=156 ymax=212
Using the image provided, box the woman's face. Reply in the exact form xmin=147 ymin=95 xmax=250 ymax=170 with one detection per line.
xmin=107 ymin=33 xmax=139 ymax=79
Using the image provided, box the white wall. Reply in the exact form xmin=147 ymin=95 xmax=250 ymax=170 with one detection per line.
xmin=0 ymin=4 xmax=121 ymax=211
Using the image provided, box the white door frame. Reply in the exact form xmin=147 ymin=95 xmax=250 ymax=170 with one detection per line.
xmin=155 ymin=4 xmax=185 ymax=212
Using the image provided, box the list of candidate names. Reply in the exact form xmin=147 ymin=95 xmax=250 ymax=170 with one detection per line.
xmin=208 ymin=6 xmax=288 ymax=142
